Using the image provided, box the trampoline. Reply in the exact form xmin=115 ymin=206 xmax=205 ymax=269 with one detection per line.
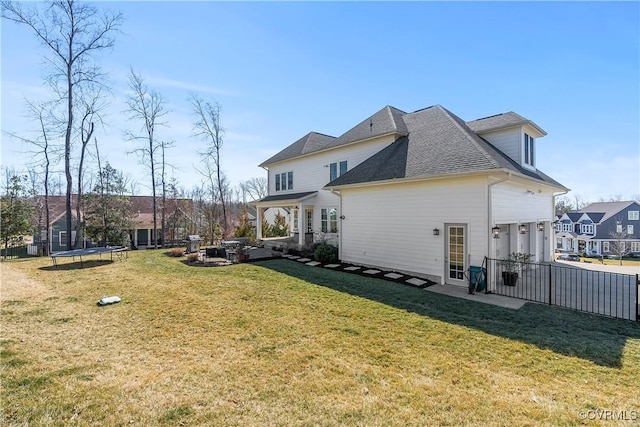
xmin=50 ymin=246 xmax=128 ymax=267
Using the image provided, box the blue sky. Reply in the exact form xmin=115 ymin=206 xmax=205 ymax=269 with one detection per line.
xmin=2 ymin=1 xmax=639 ymax=202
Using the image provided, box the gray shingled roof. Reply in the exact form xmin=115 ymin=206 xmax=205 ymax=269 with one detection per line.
xmin=256 ymin=191 xmax=317 ymax=203
xmin=324 ymin=105 xmax=408 ymax=149
xmin=259 ymin=132 xmax=336 ymax=167
xmin=466 ymin=111 xmax=547 ymax=136
xmin=578 ymin=201 xmax=636 ymax=223
xmin=259 ymin=106 xmax=408 ymax=167
xmin=326 ymin=105 xmax=565 ymax=189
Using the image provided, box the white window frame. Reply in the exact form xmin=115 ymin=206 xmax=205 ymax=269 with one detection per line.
xmin=581 ymin=224 xmax=594 ymax=234
xmin=321 ymin=207 xmax=338 ymax=233
xmin=524 ymin=133 xmax=535 ymax=168
xmin=275 ymin=171 xmax=293 ymax=192
xmin=603 ymin=242 xmax=610 ymax=253
xmin=627 ymin=225 xmax=634 ymax=235
xmin=329 ymin=160 xmax=348 ymax=182
xmin=628 ymin=211 xmax=639 ymax=220
xmin=59 ymin=230 xmax=76 ymax=247
xmin=631 ymin=242 xmax=640 ymax=252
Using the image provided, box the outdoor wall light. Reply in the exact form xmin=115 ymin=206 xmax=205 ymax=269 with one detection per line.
xmin=519 ymin=224 xmax=528 ymax=234
xmin=433 ymin=228 xmax=440 ymax=236
xmin=492 ymin=226 xmax=501 ymax=238
xmin=339 ymin=215 xmax=346 ymax=220
xmin=537 ymin=222 xmax=545 ymax=231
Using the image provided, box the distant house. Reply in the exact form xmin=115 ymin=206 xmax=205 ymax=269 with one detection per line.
xmin=555 ymin=200 xmax=640 ymax=256
xmin=255 ymin=104 xmax=568 ymax=287
xmin=32 ymin=195 xmax=194 ymax=253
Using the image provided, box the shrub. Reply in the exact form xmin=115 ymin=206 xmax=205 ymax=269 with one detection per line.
xmin=314 ymin=243 xmax=338 ymax=264
xmin=169 ymin=248 xmax=184 ymax=257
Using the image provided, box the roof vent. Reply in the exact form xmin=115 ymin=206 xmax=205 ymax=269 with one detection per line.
xmin=369 ymin=119 xmax=373 ymax=132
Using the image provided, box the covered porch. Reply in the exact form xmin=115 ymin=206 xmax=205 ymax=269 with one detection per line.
xmin=254 ymin=191 xmax=317 ymax=247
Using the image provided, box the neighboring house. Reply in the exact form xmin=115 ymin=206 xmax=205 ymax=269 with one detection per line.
xmin=554 ymin=201 xmax=640 ymax=256
xmin=255 ymin=104 xmax=568 ymax=287
xmin=32 ymin=195 xmax=194 ymax=252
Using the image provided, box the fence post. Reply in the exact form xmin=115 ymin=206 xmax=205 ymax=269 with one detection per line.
xmin=548 ymin=263 xmax=553 ymax=305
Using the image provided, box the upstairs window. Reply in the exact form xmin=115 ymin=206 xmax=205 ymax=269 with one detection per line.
xmin=275 ymin=171 xmax=293 ymax=191
xmin=329 ymin=160 xmax=348 ymax=181
xmin=524 ymin=133 xmax=535 ymax=167
xmin=628 ymin=225 xmax=634 ymax=235
xmin=629 ymin=211 xmax=639 ymax=220
xmin=581 ymin=224 xmax=594 ymax=234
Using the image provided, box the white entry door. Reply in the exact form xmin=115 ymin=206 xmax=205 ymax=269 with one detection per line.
xmin=446 ymin=224 xmax=467 ymax=285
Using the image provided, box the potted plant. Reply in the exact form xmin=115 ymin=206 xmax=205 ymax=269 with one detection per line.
xmin=500 ymin=253 xmax=520 ymax=286
xmin=500 ymin=252 xmax=532 ymax=286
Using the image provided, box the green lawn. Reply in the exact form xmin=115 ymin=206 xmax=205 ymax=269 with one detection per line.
xmin=1 ymin=250 xmax=639 ymax=426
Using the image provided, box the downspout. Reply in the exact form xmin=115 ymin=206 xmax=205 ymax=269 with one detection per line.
xmin=487 ymin=172 xmax=511 ymax=292
xmin=331 ymin=188 xmax=342 ymax=260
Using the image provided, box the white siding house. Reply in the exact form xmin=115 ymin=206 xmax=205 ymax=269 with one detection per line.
xmin=255 ymin=104 xmax=568 ymax=289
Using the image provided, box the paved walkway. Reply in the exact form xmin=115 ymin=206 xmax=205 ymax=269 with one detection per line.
xmin=555 ymin=259 xmax=640 ymax=275
xmin=425 ymin=284 xmax=527 ymax=309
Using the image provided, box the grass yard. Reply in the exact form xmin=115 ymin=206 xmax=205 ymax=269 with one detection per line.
xmin=1 ymin=250 xmax=639 ymax=426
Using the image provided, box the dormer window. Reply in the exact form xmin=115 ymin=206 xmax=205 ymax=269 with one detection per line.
xmin=581 ymin=224 xmax=594 ymax=234
xmin=524 ymin=133 xmax=535 ymax=168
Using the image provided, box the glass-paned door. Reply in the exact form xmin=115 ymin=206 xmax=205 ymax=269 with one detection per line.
xmin=447 ymin=225 xmax=466 ymax=284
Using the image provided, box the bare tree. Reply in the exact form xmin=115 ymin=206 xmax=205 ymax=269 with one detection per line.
xmin=572 ymin=193 xmax=588 ymax=211
xmin=125 ymin=69 xmax=167 ymax=249
xmin=159 ymin=139 xmax=176 ymax=247
xmin=2 ymin=0 xmax=122 ymax=249
xmin=5 ymin=99 xmax=63 ymax=254
xmin=190 ymin=94 xmax=227 ymax=238
xmin=608 ymin=219 xmax=629 ymax=266
xmin=239 ymin=177 xmax=267 ymax=203
xmin=74 ymin=86 xmax=108 ymax=248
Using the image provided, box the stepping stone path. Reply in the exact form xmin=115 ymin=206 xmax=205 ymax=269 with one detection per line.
xmin=278 ymin=256 xmax=435 ymax=289
xmin=406 ymin=278 xmax=427 ymax=287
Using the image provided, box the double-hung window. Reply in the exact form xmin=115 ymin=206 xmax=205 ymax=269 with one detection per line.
xmin=329 ymin=160 xmax=348 ymax=181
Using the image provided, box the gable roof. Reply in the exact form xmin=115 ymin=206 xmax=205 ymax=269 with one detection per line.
xmin=466 ymin=111 xmax=547 ymax=136
xmin=577 ymin=201 xmax=639 ymax=223
xmin=326 ymin=105 xmax=565 ymax=189
xmin=259 ymin=106 xmax=408 ymax=167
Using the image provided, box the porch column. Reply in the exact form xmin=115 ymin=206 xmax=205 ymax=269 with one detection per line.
xmin=297 ymin=203 xmax=304 ymax=246
xmin=256 ymin=207 xmax=263 ymax=241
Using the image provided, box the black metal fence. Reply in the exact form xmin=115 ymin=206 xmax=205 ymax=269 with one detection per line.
xmin=486 ymin=257 xmax=639 ymax=322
